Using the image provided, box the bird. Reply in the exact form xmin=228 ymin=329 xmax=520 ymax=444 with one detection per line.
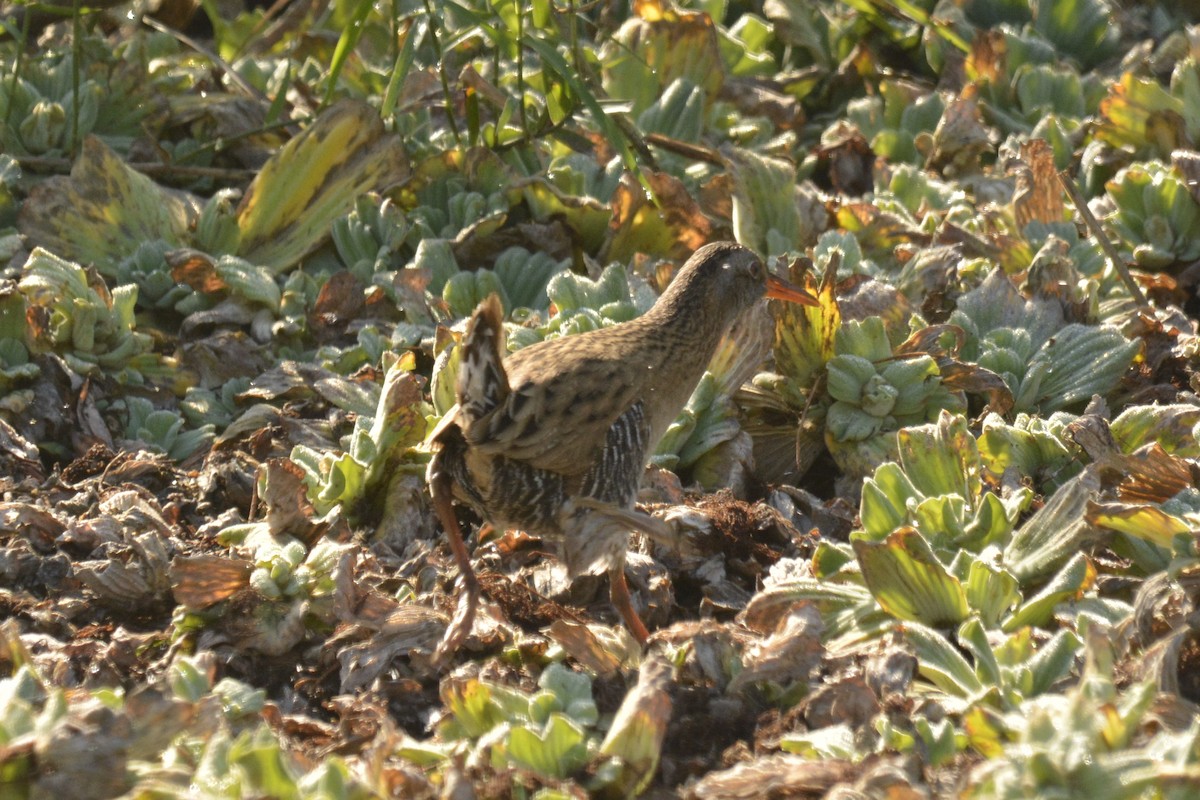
xmin=426 ymin=241 xmax=818 ymax=662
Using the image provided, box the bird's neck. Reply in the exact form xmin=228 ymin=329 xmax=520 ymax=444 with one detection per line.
xmin=640 ymin=278 xmax=723 ymax=342
xmin=636 ymin=287 xmax=730 ymax=377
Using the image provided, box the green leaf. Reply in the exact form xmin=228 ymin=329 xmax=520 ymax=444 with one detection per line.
xmin=1003 ymin=552 xmax=1094 ymax=631
xmin=904 ymin=621 xmax=984 ymax=698
xmin=854 ymin=529 xmax=969 ymax=625
xmin=953 ymin=552 xmax=1021 ymax=628
xmin=1004 ymin=471 xmax=1101 ymax=583
xmin=443 ymin=679 xmax=502 ymax=740
xmin=508 ymin=713 xmax=589 ymax=779
xmin=236 ymin=101 xmax=409 ymax=273
xmin=16 ymin=137 xmax=199 ymax=276
xmin=538 ymin=663 xmax=598 ymax=727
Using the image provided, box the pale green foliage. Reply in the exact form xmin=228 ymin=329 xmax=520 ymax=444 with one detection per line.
xmin=442 ymin=246 xmax=568 ymax=317
xmin=0 ymin=48 xmax=140 ymax=156
xmin=1105 ymin=161 xmax=1200 ymax=267
xmin=116 ymin=240 xmax=195 ymax=312
xmin=858 ymin=413 xmax=1031 ymax=554
xmin=825 ymin=318 xmax=964 ymax=444
xmin=973 ymin=324 xmax=1138 ymax=413
xmin=117 ymin=396 xmax=215 ymax=461
xmin=961 ymin=630 xmax=1188 ymax=799
xmin=846 ymin=81 xmax=945 ymax=166
xmin=19 ymin=248 xmax=154 ymax=377
xmin=950 ymin=271 xmax=1138 ymax=412
xmin=431 ymin=663 xmax=602 ymax=782
xmin=291 ymin=355 xmax=427 ymax=517
xmin=181 ymin=377 xmax=252 ymax=431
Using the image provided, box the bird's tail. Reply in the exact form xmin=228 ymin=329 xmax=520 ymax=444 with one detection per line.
xmin=456 ymin=293 xmax=509 ymax=424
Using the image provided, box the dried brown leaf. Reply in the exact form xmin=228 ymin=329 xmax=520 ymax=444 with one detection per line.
xmin=729 ymin=603 xmax=824 ymax=692
xmin=0 ymin=502 xmax=64 ymax=548
xmin=1012 ymin=139 xmax=1066 ymax=228
xmin=686 ymin=754 xmax=855 ymax=799
xmin=169 ymin=250 xmax=229 ymax=294
xmin=548 ymin=619 xmax=635 ymax=676
xmin=169 ymin=554 xmax=253 ymax=610
xmin=606 ymin=170 xmax=714 ymax=263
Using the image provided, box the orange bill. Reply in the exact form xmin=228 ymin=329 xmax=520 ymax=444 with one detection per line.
xmin=766 ymin=274 xmax=819 ymax=306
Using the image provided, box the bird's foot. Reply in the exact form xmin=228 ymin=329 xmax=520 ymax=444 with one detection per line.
xmin=433 ymin=574 xmax=480 ymax=669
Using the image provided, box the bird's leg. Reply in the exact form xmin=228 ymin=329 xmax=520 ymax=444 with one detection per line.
xmin=430 ymin=467 xmax=480 ymax=666
xmin=608 ymin=562 xmax=650 ymax=646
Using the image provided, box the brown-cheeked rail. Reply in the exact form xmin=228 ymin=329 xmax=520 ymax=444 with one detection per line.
xmin=427 ymin=241 xmax=817 ymax=664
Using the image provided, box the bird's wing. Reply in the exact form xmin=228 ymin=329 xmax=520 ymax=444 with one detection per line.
xmin=461 ymin=333 xmax=647 ymax=476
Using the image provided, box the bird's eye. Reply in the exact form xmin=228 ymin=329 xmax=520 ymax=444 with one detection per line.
xmin=748 ymin=260 xmax=763 ymax=280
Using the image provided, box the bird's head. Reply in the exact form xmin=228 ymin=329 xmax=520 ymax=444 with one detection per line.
xmin=657 ymin=242 xmax=817 ymax=325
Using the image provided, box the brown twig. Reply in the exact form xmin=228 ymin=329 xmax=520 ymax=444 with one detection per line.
xmin=644 ymin=133 xmax=725 ymax=167
xmin=1058 ymin=169 xmax=1151 ymax=310
xmin=17 ymin=154 xmax=255 ymax=183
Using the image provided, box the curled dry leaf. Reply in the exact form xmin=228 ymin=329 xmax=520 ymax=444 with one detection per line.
xmin=799 ymin=674 xmax=880 ymax=729
xmin=75 ymin=530 xmax=173 ymax=608
xmin=728 ymin=603 xmax=824 ymax=693
xmin=338 ymin=605 xmax=448 ymax=692
xmin=0 ymin=502 xmax=64 ymax=549
xmin=547 ymin=619 xmax=630 ymax=677
xmin=259 ymin=457 xmax=320 ymax=540
xmin=1012 ymin=139 xmax=1067 ymax=229
xmin=606 ymin=170 xmax=714 ymax=263
xmin=598 ymin=654 xmax=674 ymax=798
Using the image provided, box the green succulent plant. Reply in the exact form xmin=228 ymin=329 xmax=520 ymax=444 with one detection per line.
xmin=858 ymin=413 xmax=1031 ymax=555
xmin=654 ymin=371 xmax=742 ymax=475
xmin=441 ymin=246 xmax=568 ymax=318
xmin=846 ymin=81 xmax=945 ymax=167
xmin=0 ymin=291 xmax=38 ymax=410
xmin=637 ymin=78 xmax=706 ymax=142
xmin=194 ymin=188 xmax=243 ymax=257
xmin=331 ymin=196 xmax=415 ymax=284
xmin=970 ymin=325 xmax=1138 ymax=413
xmin=727 ymin=146 xmax=826 ymax=256
xmin=408 ymin=659 xmax=668 ymax=794
xmin=290 ymin=355 xmax=428 ymax=518
xmin=0 ymin=338 xmax=38 ymax=399
xmin=949 ymin=271 xmax=1139 ymax=413
xmin=977 ymin=411 xmax=1082 ymax=492
xmin=437 ymin=662 xmax=600 ymax=780
xmin=228 ymin=528 xmax=342 ymax=605
xmin=115 ymin=240 xmax=194 ymax=313
xmin=181 ymin=377 xmax=252 ymax=431
xmin=407 ymin=175 xmax=510 ymax=240
xmin=0 ymin=48 xmax=144 ymax=157
xmin=825 ymin=317 xmax=966 ymax=447
xmin=1104 ymin=161 xmax=1200 ymax=268
xmin=504 ymin=264 xmax=650 ymax=350
xmin=117 ymin=396 xmax=214 ymax=461
xmin=961 ymin=630 xmax=1191 ymax=800
xmin=19 ymin=248 xmax=155 ymax=378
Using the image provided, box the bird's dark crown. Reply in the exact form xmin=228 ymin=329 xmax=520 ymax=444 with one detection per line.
xmin=651 ymin=242 xmax=767 ymax=324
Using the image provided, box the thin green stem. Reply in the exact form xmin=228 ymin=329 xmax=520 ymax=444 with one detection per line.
xmin=70 ymin=0 xmax=82 ymax=156
xmin=517 ymin=0 xmax=527 ymax=137
xmin=4 ymin=7 xmax=32 ymax=128
xmin=422 ymin=0 xmax=462 ymax=146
